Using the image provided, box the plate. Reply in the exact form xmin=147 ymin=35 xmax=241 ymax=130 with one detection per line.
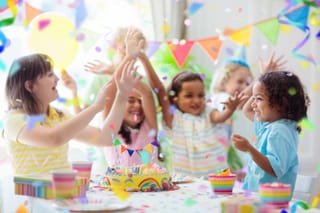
xmin=171 ymin=174 xmax=194 ymax=184
xmin=53 ymin=197 xmax=130 ymax=212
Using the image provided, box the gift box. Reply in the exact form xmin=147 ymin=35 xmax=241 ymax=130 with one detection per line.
xmin=14 ymin=174 xmax=87 ymax=199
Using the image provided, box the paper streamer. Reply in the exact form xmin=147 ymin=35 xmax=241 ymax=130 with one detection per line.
xmin=277 ymin=5 xmax=316 ymax=65
xmin=290 ymin=201 xmax=309 ymax=213
xmin=311 ymin=195 xmax=320 ymax=208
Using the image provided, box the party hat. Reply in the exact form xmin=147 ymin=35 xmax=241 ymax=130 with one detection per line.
xmin=224 ymin=45 xmax=250 ymax=69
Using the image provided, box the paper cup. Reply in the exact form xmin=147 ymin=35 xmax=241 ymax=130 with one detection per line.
xmin=208 ymin=174 xmax=236 ymax=195
xmin=71 ymin=161 xmax=92 ymax=189
xmin=51 ymin=169 xmax=77 ymax=199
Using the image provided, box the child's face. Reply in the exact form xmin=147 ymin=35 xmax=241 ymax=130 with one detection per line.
xmin=28 ymin=70 xmax=59 ymax=105
xmin=251 ymin=82 xmax=281 ymax=122
xmin=175 ymin=80 xmax=206 ymax=115
xmin=224 ymin=67 xmax=251 ymax=95
xmin=124 ymin=91 xmax=145 ymax=128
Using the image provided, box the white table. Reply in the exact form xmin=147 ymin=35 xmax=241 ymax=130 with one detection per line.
xmin=3 ymin=177 xmax=320 ymax=213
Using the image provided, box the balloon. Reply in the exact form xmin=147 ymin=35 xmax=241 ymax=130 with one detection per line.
xmin=26 ymin=12 xmax=78 ymax=69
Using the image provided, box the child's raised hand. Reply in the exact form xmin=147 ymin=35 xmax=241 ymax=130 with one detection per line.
xmin=84 ymin=59 xmax=109 ymax=74
xmin=231 ymin=134 xmax=250 ymax=152
xmin=259 ymin=51 xmax=287 ymax=74
xmin=114 ymin=59 xmax=140 ymax=95
xmin=223 ymin=91 xmax=248 ymax=112
xmin=125 ymin=28 xmax=145 ymax=58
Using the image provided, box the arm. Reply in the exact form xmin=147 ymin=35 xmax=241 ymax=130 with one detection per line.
xmin=18 ymin=84 xmax=109 ymax=148
xmin=139 ymin=51 xmax=173 ymax=128
xmin=61 ymin=69 xmax=82 ymax=113
xmin=231 ymin=134 xmax=276 ymax=176
xmin=102 ymin=28 xmax=145 ymax=119
xmin=74 ymin=59 xmax=140 ymax=146
xmin=133 ymin=81 xmax=158 ymax=132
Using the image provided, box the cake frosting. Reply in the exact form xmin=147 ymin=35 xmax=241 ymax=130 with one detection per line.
xmin=100 ymin=164 xmax=175 ymax=192
xmin=259 ymin=182 xmax=291 ymax=208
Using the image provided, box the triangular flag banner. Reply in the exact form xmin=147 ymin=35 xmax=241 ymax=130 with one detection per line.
xmin=188 ymin=2 xmax=204 ymax=16
xmin=228 ymin=26 xmax=253 ymax=46
xmin=120 ymin=145 xmax=127 ymax=153
xmin=146 ymin=41 xmax=161 ymax=58
xmin=139 ymin=150 xmax=149 ymax=165
xmin=24 ymin=2 xmax=43 ymax=24
xmin=144 ymin=144 xmax=153 ymax=153
xmin=284 ymin=6 xmax=309 ymax=31
xmin=167 ymin=40 xmax=195 ymax=68
xmin=113 ymin=138 xmax=121 ymax=146
xmin=256 ymin=18 xmax=280 ymax=45
xmin=223 ymin=28 xmax=235 ymax=36
xmin=197 ymin=36 xmax=223 ymax=61
xmin=151 ymin=139 xmax=160 ymax=148
xmin=127 ymin=149 xmax=134 ymax=157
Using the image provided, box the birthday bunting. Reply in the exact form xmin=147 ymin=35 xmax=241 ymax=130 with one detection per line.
xmin=24 ymin=2 xmax=43 ymax=24
xmin=256 ymin=18 xmax=280 ymax=45
xmin=228 ymin=26 xmax=253 ymax=46
xmin=197 ymin=36 xmax=223 ymax=61
xmin=167 ymin=40 xmax=195 ymax=68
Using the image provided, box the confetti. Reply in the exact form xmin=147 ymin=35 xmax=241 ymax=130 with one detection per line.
xmin=184 ymin=197 xmax=196 ymax=206
xmin=112 ymin=188 xmax=130 ymax=201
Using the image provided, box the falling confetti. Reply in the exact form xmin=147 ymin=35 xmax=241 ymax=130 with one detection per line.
xmin=184 ymin=197 xmax=196 ymax=206
xmin=112 ymin=188 xmax=130 ymax=201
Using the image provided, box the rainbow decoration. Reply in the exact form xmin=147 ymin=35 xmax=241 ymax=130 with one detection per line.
xmin=259 ymin=182 xmax=291 ymax=209
xmin=14 ymin=174 xmax=87 ymax=199
xmin=138 ymin=177 xmax=161 ymax=191
xmin=208 ymin=174 xmax=236 ymax=194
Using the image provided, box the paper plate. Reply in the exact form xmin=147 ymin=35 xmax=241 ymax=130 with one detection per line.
xmin=171 ymin=174 xmax=194 ymax=184
xmin=53 ymin=197 xmax=130 ymax=212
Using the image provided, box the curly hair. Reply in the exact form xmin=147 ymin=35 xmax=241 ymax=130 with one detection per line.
xmin=167 ymin=70 xmax=204 ymax=104
xmin=258 ymin=71 xmax=310 ymax=131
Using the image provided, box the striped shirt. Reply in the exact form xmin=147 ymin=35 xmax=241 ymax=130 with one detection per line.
xmin=3 ymin=107 xmax=71 ymax=175
xmin=165 ymin=106 xmax=228 ymax=178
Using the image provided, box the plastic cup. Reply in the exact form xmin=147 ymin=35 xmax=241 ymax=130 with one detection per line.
xmin=51 ymin=169 xmax=77 ymax=199
xmin=208 ymin=173 xmax=236 ymax=195
xmin=71 ymin=161 xmax=92 ymax=189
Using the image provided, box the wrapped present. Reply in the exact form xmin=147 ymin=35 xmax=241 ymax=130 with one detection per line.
xmin=14 ymin=174 xmax=87 ymax=199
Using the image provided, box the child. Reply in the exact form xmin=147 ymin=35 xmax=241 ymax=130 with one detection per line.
xmin=81 ymin=27 xmax=147 ymax=111
xmin=103 ymin=81 xmax=158 ymax=166
xmin=144 ymin=67 xmax=247 ymax=178
xmin=209 ymin=50 xmax=253 ymax=178
xmin=101 ymin=57 xmax=158 ymax=166
xmin=2 ymin=32 xmax=141 ymax=175
xmin=232 ymin=70 xmax=310 ymax=194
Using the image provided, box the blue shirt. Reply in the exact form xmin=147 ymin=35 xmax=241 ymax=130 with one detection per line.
xmin=243 ymin=118 xmax=299 ymax=196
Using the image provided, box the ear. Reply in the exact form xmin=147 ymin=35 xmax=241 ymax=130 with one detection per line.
xmin=24 ymin=80 xmax=33 ymax=93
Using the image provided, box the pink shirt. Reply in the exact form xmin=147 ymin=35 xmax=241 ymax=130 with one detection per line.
xmin=104 ymin=120 xmax=158 ymax=166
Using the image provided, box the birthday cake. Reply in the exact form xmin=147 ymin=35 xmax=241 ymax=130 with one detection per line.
xmin=101 ymin=164 xmax=175 ymax=192
xmin=259 ymin=182 xmax=291 ymax=208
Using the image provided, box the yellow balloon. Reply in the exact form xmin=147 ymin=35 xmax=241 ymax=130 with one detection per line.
xmin=27 ymin=12 xmax=78 ymax=69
